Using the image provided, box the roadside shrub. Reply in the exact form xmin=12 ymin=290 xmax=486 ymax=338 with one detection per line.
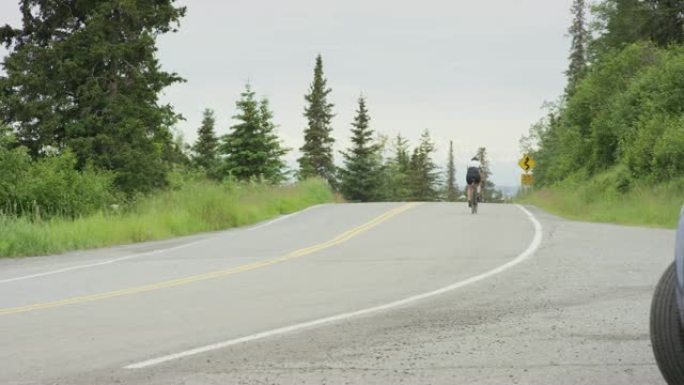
xmin=615 ymin=166 xmax=632 ymax=193
xmin=653 ymin=116 xmax=684 ymax=179
xmin=0 ymin=144 xmax=116 ymax=219
xmin=623 ymin=114 xmax=668 ymax=178
xmin=0 ymin=144 xmax=32 ymax=211
xmin=532 ymin=43 xmax=684 ymax=186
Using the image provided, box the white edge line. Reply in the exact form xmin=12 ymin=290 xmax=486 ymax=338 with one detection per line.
xmin=0 ymin=241 xmax=205 ymax=284
xmin=0 ymin=204 xmax=326 ymax=284
xmin=245 ymin=204 xmax=323 ymax=231
xmin=124 ymin=204 xmax=543 ymax=370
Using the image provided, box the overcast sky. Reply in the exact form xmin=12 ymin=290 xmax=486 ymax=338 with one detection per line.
xmin=0 ymin=0 xmax=573 ymax=187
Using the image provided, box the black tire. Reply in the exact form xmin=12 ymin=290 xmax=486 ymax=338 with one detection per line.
xmin=651 ymin=262 xmax=684 ymax=384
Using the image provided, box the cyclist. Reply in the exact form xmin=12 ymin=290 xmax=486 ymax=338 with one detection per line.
xmin=466 ymin=156 xmax=482 ymax=207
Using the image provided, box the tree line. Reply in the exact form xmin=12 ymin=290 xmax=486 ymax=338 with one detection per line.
xmin=0 ymin=0 xmax=502 ymax=219
xmin=189 ymin=54 xmax=501 ymax=202
xmin=523 ymin=0 xmax=684 ymax=190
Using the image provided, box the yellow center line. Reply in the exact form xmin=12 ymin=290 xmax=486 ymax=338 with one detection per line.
xmin=0 ymin=203 xmax=421 ymax=316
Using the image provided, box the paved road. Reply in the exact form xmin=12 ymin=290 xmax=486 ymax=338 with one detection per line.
xmin=0 ymin=203 xmax=673 ymax=384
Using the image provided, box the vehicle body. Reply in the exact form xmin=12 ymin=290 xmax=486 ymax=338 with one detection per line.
xmin=650 ymin=207 xmax=684 ymax=384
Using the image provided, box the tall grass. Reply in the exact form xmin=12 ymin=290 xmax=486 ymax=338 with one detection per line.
xmin=0 ymin=178 xmax=334 ymax=257
xmin=518 ymin=169 xmax=684 ymax=228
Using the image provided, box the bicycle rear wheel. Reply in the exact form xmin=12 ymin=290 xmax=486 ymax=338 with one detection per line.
xmin=470 ymin=186 xmax=478 ymax=214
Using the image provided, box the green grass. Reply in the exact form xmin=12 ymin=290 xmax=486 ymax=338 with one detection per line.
xmin=0 ymin=178 xmax=335 ymax=257
xmin=518 ymin=169 xmax=684 ymax=228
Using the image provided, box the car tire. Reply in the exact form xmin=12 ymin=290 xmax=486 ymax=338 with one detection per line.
xmin=651 ymin=262 xmax=684 ymax=385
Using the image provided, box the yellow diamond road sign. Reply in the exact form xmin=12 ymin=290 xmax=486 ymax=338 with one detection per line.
xmin=518 ymin=154 xmax=536 ymax=172
xmin=521 ymin=173 xmax=534 ymax=186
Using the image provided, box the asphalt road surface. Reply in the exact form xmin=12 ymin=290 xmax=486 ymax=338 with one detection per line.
xmin=0 ymin=202 xmax=674 ymax=385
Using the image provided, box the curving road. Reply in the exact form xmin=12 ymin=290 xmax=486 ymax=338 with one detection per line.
xmin=0 ymin=203 xmax=673 ymax=384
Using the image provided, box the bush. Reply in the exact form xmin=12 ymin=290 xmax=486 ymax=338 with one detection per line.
xmin=653 ymin=116 xmax=684 ymax=179
xmin=615 ymin=166 xmax=632 ymax=193
xmin=0 ymin=141 xmax=116 ymax=218
xmin=624 ymin=113 xmax=668 ymax=178
xmin=533 ymin=43 xmax=684 ymax=187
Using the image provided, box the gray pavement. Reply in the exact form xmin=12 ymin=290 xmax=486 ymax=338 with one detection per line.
xmin=0 ymin=203 xmax=673 ymax=384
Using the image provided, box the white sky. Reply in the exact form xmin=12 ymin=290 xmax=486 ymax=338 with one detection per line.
xmin=0 ymin=0 xmax=572 ymax=187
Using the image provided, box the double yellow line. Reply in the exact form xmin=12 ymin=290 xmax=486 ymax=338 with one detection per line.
xmin=0 ymin=203 xmax=420 ymax=316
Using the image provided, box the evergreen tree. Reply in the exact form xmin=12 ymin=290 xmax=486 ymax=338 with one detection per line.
xmin=257 ymin=98 xmax=290 ymax=182
xmin=168 ymin=129 xmax=191 ymax=167
xmin=394 ymin=134 xmax=411 ymax=175
xmin=391 ymin=134 xmax=411 ymax=200
xmin=588 ymin=0 xmax=683 ymax=57
xmin=376 ymin=134 xmax=411 ymax=201
xmin=475 ymin=147 xmax=496 ymax=202
xmin=408 ymin=130 xmax=440 ymax=201
xmin=566 ymin=0 xmax=589 ymax=96
xmin=191 ymin=109 xmax=220 ymax=177
xmin=339 ymin=97 xmax=382 ymax=202
xmin=220 ymin=84 xmax=288 ymax=182
xmin=0 ymin=1 xmax=186 ymax=194
xmin=591 ymin=0 xmax=646 ymax=54
xmin=445 ymin=140 xmax=459 ymax=202
xmin=644 ymin=0 xmax=684 ymax=47
xmin=298 ymin=55 xmax=336 ymax=185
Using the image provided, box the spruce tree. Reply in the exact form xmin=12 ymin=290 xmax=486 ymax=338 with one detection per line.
xmin=394 ymin=134 xmax=411 ymax=175
xmin=566 ymin=0 xmax=588 ymax=96
xmin=590 ymin=0 xmax=682 ymax=59
xmin=389 ymin=134 xmax=411 ymax=200
xmin=339 ymin=97 xmax=382 ymax=202
xmin=220 ymin=84 xmax=288 ymax=182
xmin=0 ymin=1 xmax=186 ymax=194
xmin=298 ymin=55 xmax=336 ymax=185
xmin=475 ymin=147 xmax=496 ymax=202
xmin=408 ymin=130 xmax=440 ymax=201
xmin=645 ymin=0 xmax=684 ymax=47
xmin=445 ymin=140 xmax=459 ymax=202
xmin=257 ymin=98 xmax=290 ymax=182
xmin=192 ymin=109 xmax=220 ymax=177
xmin=375 ymin=134 xmax=411 ymax=201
